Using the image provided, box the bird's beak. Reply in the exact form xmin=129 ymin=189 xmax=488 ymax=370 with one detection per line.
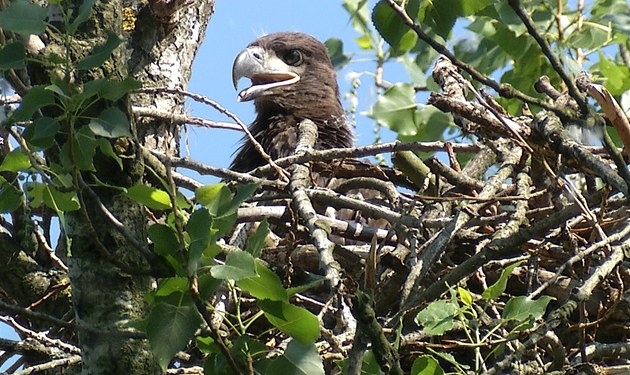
xmin=232 ymin=45 xmax=300 ymax=102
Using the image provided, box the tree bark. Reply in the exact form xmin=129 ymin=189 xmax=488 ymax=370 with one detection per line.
xmin=18 ymin=1 xmax=214 ymax=373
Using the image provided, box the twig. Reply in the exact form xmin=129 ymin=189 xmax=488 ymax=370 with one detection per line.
xmin=131 ymin=106 xmax=243 ymax=132
xmin=13 ymin=355 xmax=81 ymax=375
xmin=507 ymin=0 xmax=588 ymax=114
xmin=384 ymin=0 xmax=572 ymax=118
xmin=148 ymin=149 xmax=285 ymax=189
xmin=259 ymin=141 xmax=482 ymax=173
xmin=401 ymin=140 xmax=522 ymax=308
xmin=487 ymin=242 xmax=627 ymax=374
xmin=139 ymin=87 xmax=288 ymax=181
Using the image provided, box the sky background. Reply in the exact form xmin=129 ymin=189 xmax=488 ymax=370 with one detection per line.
xmin=1 ymin=0 xmax=405 ymax=370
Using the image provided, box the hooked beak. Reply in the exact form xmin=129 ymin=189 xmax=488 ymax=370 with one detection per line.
xmin=232 ymin=45 xmax=300 ymax=102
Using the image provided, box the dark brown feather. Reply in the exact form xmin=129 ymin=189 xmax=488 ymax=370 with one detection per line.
xmin=230 ymin=32 xmax=353 ymax=172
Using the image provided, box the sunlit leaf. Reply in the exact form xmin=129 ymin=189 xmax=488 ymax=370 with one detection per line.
xmin=414 ymin=300 xmax=457 ymax=335
xmin=258 ymin=300 xmax=320 ymax=344
xmin=411 ymin=355 xmax=445 ymax=375
xmin=482 ymin=260 xmax=525 ymax=301
xmin=0 ymin=148 xmax=31 ymax=172
xmin=266 ymin=340 xmax=324 ymax=375
xmin=210 ymin=250 xmax=257 ymax=280
xmin=366 ymin=83 xmax=418 ymax=135
xmin=237 ymin=260 xmax=287 ymax=302
xmin=126 ymin=184 xmax=172 ymax=210
xmin=503 ymin=295 xmax=554 ymax=324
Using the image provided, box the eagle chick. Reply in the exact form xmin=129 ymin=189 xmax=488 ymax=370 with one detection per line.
xmin=230 ymin=32 xmax=353 ymax=172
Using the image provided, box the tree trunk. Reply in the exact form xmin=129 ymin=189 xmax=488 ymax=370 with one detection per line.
xmin=18 ymin=1 xmax=214 ymax=373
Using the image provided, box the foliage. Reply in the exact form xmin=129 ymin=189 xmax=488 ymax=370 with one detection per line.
xmin=1 ymin=0 xmax=630 ymax=373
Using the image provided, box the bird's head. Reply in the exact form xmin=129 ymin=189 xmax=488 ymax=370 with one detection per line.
xmin=232 ymin=32 xmax=342 ymax=120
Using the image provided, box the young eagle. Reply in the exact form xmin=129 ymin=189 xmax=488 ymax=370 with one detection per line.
xmin=230 ymin=32 xmax=353 ymax=172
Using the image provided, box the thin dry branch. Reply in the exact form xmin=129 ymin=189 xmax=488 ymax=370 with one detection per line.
xmin=139 ymin=87 xmax=289 ymax=180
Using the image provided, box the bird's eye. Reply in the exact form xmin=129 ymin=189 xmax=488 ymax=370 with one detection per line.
xmin=283 ymin=49 xmax=303 ymax=66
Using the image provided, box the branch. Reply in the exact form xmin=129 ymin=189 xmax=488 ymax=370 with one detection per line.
xmin=289 ymin=119 xmax=342 ymax=287
xmin=507 ymin=0 xmax=588 ymax=114
xmin=531 ymin=112 xmax=628 ymax=197
xmin=384 ymin=0 xmax=573 ymax=118
xmin=139 ymin=87 xmax=288 ymax=180
xmin=259 ymin=141 xmax=482 ymax=172
xmin=147 ymin=149 xmax=285 ymax=190
xmin=132 ymin=106 xmax=243 ymax=132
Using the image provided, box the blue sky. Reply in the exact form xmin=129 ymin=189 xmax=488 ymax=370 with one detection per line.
xmin=1 ymin=1 xmax=400 ymax=369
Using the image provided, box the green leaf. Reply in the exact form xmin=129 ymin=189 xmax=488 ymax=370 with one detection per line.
xmin=149 ymin=224 xmax=179 ymax=257
xmin=237 ymin=260 xmax=288 ymax=302
xmin=266 ymin=340 xmax=324 ymax=375
xmin=566 ymin=21 xmax=612 ymax=51
xmin=148 ymin=224 xmax=183 ymax=274
xmin=0 ymin=178 xmax=22 ymax=213
xmin=59 ymin=127 xmax=98 ymax=171
xmin=372 ymin=1 xmax=417 ymax=54
xmin=11 ymin=86 xmax=56 ymax=122
xmin=43 ymin=186 xmax=80 ymax=211
xmin=324 ymin=38 xmax=350 ymax=69
xmin=187 ymin=208 xmax=212 ymax=274
xmin=287 ymin=278 xmax=326 ymax=297
xmin=366 ymin=83 xmax=418 ymax=135
xmin=210 ymin=250 xmax=257 ymax=280
xmin=0 ymin=148 xmax=31 ymax=172
xmin=0 ymin=0 xmax=48 ymax=35
xmin=343 ymin=0 xmax=372 ymax=37
xmin=146 ymin=301 xmax=203 ymax=371
xmin=99 ymin=78 xmax=142 ymax=101
xmin=595 ymin=53 xmax=630 ymax=96
xmin=482 ymin=260 xmax=525 ymax=301
xmin=0 ymin=42 xmax=25 ymax=70
xmin=458 ymin=287 xmax=473 ymax=307
xmin=220 ymin=183 xmax=259 ymax=217
xmin=88 ymin=107 xmax=131 ymax=138
xmin=195 ymin=336 xmax=216 ymax=354
xmin=503 ymin=295 xmax=554 ymax=323
xmin=23 ymin=117 xmax=60 ymax=149
xmin=96 ymin=139 xmax=123 ymax=170
xmin=414 ymin=300 xmax=457 ymax=335
xmin=126 ymin=184 xmax=172 ymax=210
xmin=258 ymin=300 xmax=320 ymax=344
xmin=198 ymin=273 xmax=221 ymax=300
xmin=154 ymin=277 xmax=189 ymax=298
xmin=245 ymin=218 xmax=269 ymax=257
xmin=411 ymin=355 xmax=445 ymax=375
xmin=195 ymin=183 xmax=232 ymax=215
xmin=335 ymin=349 xmax=382 ymax=375
xmin=77 ymin=31 xmax=123 ymax=70
xmin=67 ymin=0 xmax=96 ymax=34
